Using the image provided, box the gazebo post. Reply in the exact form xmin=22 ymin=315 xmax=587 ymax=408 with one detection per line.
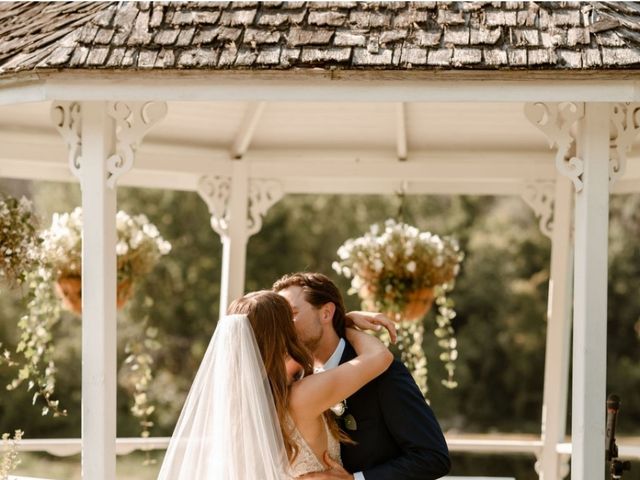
xmin=78 ymin=101 xmax=118 ymax=480
xmin=571 ymin=102 xmax=610 ymax=479
xmin=538 ymin=176 xmax=574 ymax=480
xmin=220 ymin=161 xmax=249 ymax=315
xmin=198 ymin=169 xmax=284 ymax=318
xmin=52 ymin=100 xmax=166 ymax=479
xmin=197 ymin=163 xmax=250 ymax=318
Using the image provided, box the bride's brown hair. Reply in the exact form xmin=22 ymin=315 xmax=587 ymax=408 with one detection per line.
xmin=227 ymin=290 xmax=315 ymax=462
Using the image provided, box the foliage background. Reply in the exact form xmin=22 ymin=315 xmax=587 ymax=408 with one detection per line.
xmin=1 ymin=179 xmax=639 ymax=479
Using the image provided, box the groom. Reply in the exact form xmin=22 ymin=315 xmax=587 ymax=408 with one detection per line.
xmin=274 ymin=272 xmax=451 ymax=480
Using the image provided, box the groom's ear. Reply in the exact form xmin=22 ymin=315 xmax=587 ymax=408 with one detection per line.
xmin=320 ymin=302 xmax=336 ymax=324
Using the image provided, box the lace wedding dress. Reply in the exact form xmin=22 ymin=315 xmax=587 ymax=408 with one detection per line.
xmin=288 ymin=415 xmax=342 ymax=477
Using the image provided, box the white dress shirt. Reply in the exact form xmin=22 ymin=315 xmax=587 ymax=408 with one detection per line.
xmin=315 ymin=339 xmax=365 ymax=480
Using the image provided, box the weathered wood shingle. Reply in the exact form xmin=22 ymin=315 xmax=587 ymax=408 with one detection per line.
xmin=0 ymin=1 xmax=639 ymax=75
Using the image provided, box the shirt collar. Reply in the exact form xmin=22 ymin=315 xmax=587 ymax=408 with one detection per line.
xmin=322 ymin=338 xmax=346 ymax=371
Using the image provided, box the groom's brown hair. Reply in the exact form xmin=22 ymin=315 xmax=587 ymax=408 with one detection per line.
xmin=272 ymin=272 xmax=347 ymax=338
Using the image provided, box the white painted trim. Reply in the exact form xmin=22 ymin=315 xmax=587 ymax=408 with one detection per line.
xmin=2 ymin=73 xmax=640 ymax=105
xmin=14 ymin=435 xmax=640 ymax=459
xmin=396 ymin=102 xmax=407 ymax=161
xmin=218 ymin=161 xmax=249 ymax=317
xmin=78 ymin=101 xmax=117 ymax=480
xmin=230 ymin=101 xmax=266 ymax=159
xmin=539 ymin=176 xmax=574 ymax=480
xmin=0 ymin=76 xmax=43 ymax=106
xmin=571 ymin=103 xmax=610 ymax=480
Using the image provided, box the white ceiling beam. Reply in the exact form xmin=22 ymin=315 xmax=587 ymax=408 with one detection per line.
xmin=2 ymin=137 xmax=639 ymax=195
xmin=0 ymin=138 xmax=557 ymax=178
xmin=2 ymin=154 xmax=638 ymax=196
xmin=230 ymin=101 xmax=266 ymax=159
xmin=396 ymin=102 xmax=407 ymax=161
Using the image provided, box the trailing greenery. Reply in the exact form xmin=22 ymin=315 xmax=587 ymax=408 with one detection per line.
xmin=0 ymin=194 xmax=41 ymax=287
xmin=7 ymin=268 xmax=65 ymax=417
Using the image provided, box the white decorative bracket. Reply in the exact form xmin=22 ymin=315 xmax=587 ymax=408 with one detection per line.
xmin=247 ymin=179 xmax=284 ymax=236
xmin=522 ymin=180 xmax=555 ymax=239
xmin=609 ymin=102 xmax=640 ymax=188
xmin=51 ymin=101 xmax=167 ymax=188
xmin=197 ymin=175 xmax=232 ymax=237
xmin=525 ymin=102 xmax=585 ymax=192
xmin=197 ymin=175 xmax=284 ymax=238
xmin=51 ymin=101 xmax=82 ymax=181
xmin=106 ymin=101 xmax=167 ymax=188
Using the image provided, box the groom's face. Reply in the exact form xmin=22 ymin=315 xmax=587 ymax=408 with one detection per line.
xmin=278 ymin=285 xmax=323 ymax=352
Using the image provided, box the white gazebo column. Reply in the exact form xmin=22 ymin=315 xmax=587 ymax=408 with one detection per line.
xmin=523 ymin=178 xmax=574 ymax=480
xmin=198 ymin=171 xmax=284 ymax=317
xmin=81 ymin=102 xmax=118 ymax=480
xmin=572 ymin=103 xmax=610 ymax=479
xmin=222 ymin=161 xmax=250 ymax=312
xmin=52 ymin=101 xmax=166 ymax=480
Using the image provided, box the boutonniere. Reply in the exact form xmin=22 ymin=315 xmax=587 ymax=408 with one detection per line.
xmin=330 ymin=400 xmax=346 ymax=417
xmin=343 ymin=414 xmax=357 ymax=431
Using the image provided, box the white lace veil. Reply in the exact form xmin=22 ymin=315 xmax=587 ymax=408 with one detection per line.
xmin=157 ymin=314 xmax=291 ymax=479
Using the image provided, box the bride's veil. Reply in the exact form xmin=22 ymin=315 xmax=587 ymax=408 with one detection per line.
xmin=157 ymin=314 xmax=291 ymax=479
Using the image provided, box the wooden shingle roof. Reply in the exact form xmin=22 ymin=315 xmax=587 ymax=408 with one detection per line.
xmin=1 ymin=1 xmax=639 ymax=76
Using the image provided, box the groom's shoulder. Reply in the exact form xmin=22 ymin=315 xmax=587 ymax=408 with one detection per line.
xmin=341 ymin=340 xmax=420 ymax=390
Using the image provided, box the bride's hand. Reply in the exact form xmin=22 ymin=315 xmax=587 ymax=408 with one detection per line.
xmin=346 ymin=311 xmax=397 ymax=344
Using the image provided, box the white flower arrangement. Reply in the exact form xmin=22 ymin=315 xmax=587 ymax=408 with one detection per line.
xmin=42 ymin=208 xmax=171 ymax=284
xmin=333 ymin=219 xmax=463 ymax=316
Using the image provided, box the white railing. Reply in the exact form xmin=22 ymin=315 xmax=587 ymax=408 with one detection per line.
xmin=13 ymin=433 xmax=640 ymax=459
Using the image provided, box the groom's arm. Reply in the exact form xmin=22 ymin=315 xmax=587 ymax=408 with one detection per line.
xmin=362 ymin=361 xmax=451 ymax=480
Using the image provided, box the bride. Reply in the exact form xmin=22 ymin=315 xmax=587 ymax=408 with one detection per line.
xmin=157 ymin=290 xmax=393 ymax=479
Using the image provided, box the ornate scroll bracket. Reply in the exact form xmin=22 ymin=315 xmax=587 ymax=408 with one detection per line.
xmin=247 ymin=179 xmax=284 ymax=236
xmin=610 ymin=102 xmax=640 ymax=188
xmin=197 ymin=176 xmax=284 ymax=238
xmin=51 ymin=101 xmax=82 ymax=181
xmin=51 ymin=101 xmax=166 ymax=188
xmin=522 ymin=180 xmax=555 ymax=239
xmin=525 ymin=102 xmax=585 ymax=192
xmin=197 ymin=175 xmax=232 ymax=237
xmin=106 ymin=101 xmax=167 ymax=189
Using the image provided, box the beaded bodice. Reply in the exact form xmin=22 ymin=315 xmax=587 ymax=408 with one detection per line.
xmin=288 ymin=415 xmax=342 ymax=478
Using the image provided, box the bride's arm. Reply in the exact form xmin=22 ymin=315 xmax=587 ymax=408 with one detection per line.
xmin=289 ymin=328 xmax=393 ymax=420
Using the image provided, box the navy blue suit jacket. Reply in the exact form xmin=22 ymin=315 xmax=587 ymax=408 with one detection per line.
xmin=338 ymin=341 xmax=450 ymax=480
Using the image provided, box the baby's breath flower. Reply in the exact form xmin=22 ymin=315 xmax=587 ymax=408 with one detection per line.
xmin=42 ymin=208 xmax=171 ymax=284
xmin=334 ymin=219 xmax=463 ymax=315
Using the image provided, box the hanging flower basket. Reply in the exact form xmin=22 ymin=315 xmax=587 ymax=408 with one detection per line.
xmin=334 ymin=219 xmax=462 ymax=322
xmin=54 ymin=276 xmax=134 ymax=314
xmin=334 ymin=219 xmax=464 ymax=396
xmin=401 ymin=287 xmax=435 ymax=322
xmin=359 ymin=284 xmax=435 ymax=322
xmin=42 ymin=208 xmax=171 ymax=316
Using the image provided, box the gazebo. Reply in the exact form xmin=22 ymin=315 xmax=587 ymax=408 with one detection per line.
xmin=1 ymin=1 xmax=640 ymax=479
